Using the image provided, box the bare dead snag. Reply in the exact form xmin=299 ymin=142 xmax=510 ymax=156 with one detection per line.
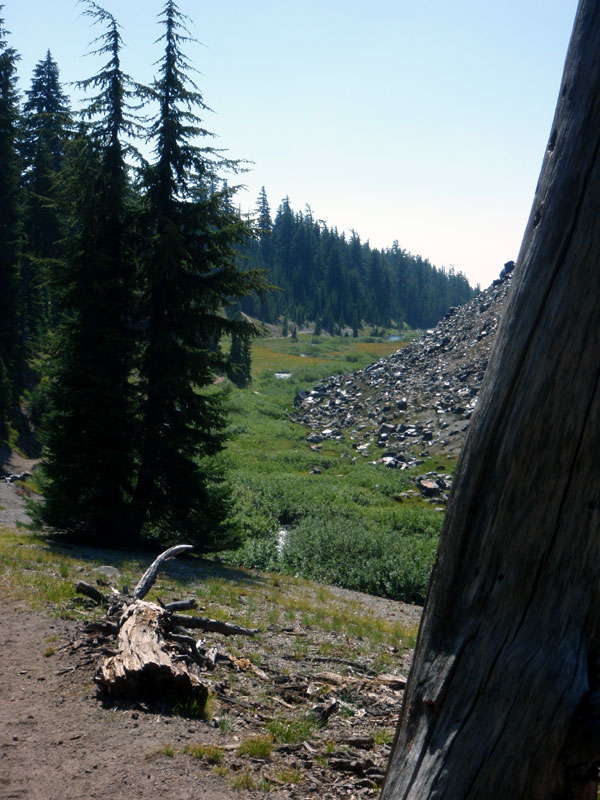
xmin=381 ymin=2 xmax=600 ymax=798
xmin=133 ymin=544 xmax=193 ymax=600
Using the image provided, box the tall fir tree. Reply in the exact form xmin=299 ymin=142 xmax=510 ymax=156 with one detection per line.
xmin=37 ymin=3 xmax=139 ymax=543
xmin=0 ymin=8 xmax=22 ymax=429
xmin=129 ymin=0 xmax=266 ymax=547
xmin=228 ymin=327 xmax=252 ymax=388
xmin=20 ymin=50 xmax=72 ymax=349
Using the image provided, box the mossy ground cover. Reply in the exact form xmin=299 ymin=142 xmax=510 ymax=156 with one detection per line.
xmin=220 ymin=331 xmax=447 ymax=604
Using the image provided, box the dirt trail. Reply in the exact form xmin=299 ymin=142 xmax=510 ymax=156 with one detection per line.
xmin=0 ymin=602 xmax=247 ymax=800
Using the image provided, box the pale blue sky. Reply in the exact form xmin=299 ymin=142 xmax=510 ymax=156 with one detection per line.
xmin=6 ymin=1 xmax=579 ymax=288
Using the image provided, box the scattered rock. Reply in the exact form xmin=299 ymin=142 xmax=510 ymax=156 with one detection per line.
xmin=292 ymin=269 xmax=513 ymax=473
xmin=91 ymin=566 xmax=121 ymax=581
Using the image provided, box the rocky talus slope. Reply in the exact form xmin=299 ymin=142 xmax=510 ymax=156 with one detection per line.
xmin=292 ymin=263 xmax=515 ymax=499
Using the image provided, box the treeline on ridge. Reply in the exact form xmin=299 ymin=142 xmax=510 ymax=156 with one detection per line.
xmin=236 ymin=189 xmax=477 ymax=334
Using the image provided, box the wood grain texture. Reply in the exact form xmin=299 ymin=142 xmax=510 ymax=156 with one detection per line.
xmin=98 ymin=599 xmax=208 ymax=703
xmin=381 ymin=2 xmax=600 ymax=798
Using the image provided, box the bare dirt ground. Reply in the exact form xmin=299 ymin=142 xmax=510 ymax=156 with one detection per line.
xmin=0 ymin=601 xmax=240 ymax=800
xmin=0 ymin=474 xmax=420 ymax=800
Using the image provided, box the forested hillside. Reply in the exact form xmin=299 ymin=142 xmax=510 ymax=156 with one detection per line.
xmin=0 ymin=0 xmax=476 ymax=551
xmin=237 ymin=189 xmax=477 ymax=333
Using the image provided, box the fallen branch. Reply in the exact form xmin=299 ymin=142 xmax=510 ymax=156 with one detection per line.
xmin=165 ymin=598 xmax=197 ymax=612
xmin=170 ymin=613 xmax=258 ymax=637
xmin=75 ymin=581 xmax=108 ymax=606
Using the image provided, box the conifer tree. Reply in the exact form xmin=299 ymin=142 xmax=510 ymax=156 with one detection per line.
xmin=228 ymin=329 xmax=252 ymax=388
xmin=20 ymin=50 xmax=72 ymax=348
xmin=255 ymin=185 xmax=273 ymax=266
xmin=37 ymin=3 xmax=139 ymax=542
xmin=0 ymin=8 xmax=22 ymax=428
xmin=129 ymin=0 xmax=265 ymax=547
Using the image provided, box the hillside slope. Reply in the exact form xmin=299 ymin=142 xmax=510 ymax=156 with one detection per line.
xmin=292 ymin=264 xmax=514 ymax=472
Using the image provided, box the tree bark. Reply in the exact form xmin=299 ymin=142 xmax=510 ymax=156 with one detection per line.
xmin=97 ymin=599 xmax=209 ymax=703
xmin=381 ymin=2 xmax=600 ymax=798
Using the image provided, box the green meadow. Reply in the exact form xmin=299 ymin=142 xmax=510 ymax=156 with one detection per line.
xmin=219 ymin=331 xmax=445 ymax=604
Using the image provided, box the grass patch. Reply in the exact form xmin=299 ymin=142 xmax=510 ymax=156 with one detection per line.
xmin=145 ymin=743 xmax=176 ymax=758
xmin=171 ymin=693 xmax=214 ymax=721
xmin=230 ymin=768 xmax=257 ymax=790
xmin=374 ymin=728 xmax=395 ymax=746
xmin=0 ymin=528 xmax=79 ymax=612
xmin=273 ymin=766 xmax=304 ymax=784
xmin=185 ymin=743 xmax=224 ymax=764
xmin=237 ymin=734 xmax=273 ymax=759
xmin=218 ymin=715 xmax=233 ymax=734
xmin=266 ymin=716 xmax=317 ymax=744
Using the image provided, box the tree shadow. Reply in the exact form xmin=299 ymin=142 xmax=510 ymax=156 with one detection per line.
xmin=42 ymin=537 xmax=265 ymax=589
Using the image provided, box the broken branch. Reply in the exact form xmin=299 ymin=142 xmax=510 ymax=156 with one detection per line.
xmin=170 ymin=613 xmax=259 ymax=637
xmin=133 ymin=544 xmax=193 ymax=600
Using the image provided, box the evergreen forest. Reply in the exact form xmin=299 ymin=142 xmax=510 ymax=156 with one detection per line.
xmin=238 ymin=189 xmax=476 ymax=334
xmin=0 ymin=1 xmax=476 ymax=554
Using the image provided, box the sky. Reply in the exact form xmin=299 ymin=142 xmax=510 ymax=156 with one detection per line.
xmin=5 ymin=0 xmax=580 ymax=289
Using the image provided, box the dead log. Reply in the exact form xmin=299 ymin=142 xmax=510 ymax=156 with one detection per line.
xmin=97 ymin=599 xmax=208 ymax=703
xmin=74 ymin=545 xmax=261 ymax=703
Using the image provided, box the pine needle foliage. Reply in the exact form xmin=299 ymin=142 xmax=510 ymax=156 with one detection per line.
xmin=20 ymin=50 xmax=72 ymax=347
xmin=128 ymin=0 xmax=267 ymax=548
xmin=36 ymin=3 xmax=139 ymax=544
xmin=0 ymin=7 xmax=22 ymax=423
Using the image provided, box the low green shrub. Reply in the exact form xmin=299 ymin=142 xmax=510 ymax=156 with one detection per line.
xmin=228 ymin=531 xmax=281 ymax=573
xmin=282 ymin=511 xmax=440 ymax=604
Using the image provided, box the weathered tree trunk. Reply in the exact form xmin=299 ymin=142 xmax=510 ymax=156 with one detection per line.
xmin=98 ymin=599 xmax=209 ymax=702
xmin=381 ymin=3 xmax=600 ymax=799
